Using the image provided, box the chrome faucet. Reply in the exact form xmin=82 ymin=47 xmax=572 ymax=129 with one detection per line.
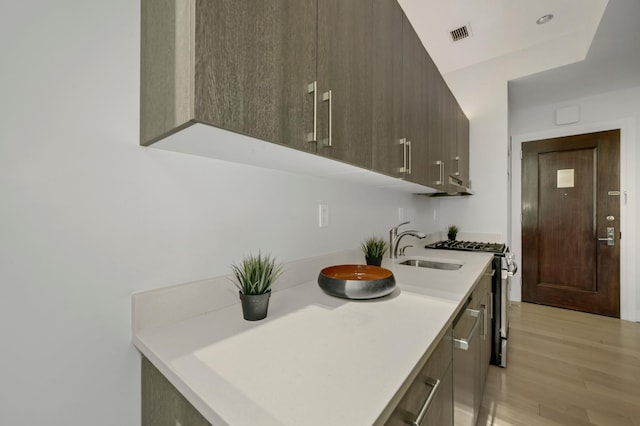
xmin=389 ymin=221 xmax=426 ymax=259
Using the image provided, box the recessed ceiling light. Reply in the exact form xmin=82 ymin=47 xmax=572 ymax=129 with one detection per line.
xmin=536 ymin=14 xmax=554 ymax=25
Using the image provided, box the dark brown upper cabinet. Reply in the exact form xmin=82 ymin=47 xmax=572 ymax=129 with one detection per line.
xmin=140 ymin=0 xmax=317 ymax=152
xmin=443 ymin=88 xmax=470 ymax=191
xmin=427 ymin=60 xmax=447 ymax=191
xmin=372 ymin=0 xmax=404 ymax=178
xmin=427 ymin=71 xmax=470 ymax=192
xmin=316 ymin=0 xmax=373 ymax=169
xmin=372 ymin=3 xmax=431 ymax=186
xmin=141 ymin=0 xmax=469 ymax=193
xmin=372 ymin=3 xmax=469 ymax=190
xmin=141 ymin=0 xmax=373 ymax=170
xmin=453 ymin=102 xmax=470 ymax=187
xmin=402 ymin=21 xmax=430 ymax=187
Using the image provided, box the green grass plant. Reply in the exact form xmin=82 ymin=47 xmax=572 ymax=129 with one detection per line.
xmin=231 ymin=252 xmax=283 ymax=295
xmin=361 ymin=236 xmax=388 ymax=259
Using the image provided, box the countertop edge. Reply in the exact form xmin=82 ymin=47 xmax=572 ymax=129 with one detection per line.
xmin=133 ymin=249 xmax=494 ymax=426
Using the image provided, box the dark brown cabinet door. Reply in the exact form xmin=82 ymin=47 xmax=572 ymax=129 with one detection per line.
xmin=142 ymin=357 xmax=210 ymax=426
xmin=402 ymin=16 xmax=428 ymax=185
xmin=411 ymin=46 xmax=433 ymax=186
xmin=372 ymin=0 xmax=404 ymax=177
xmin=317 ymin=0 xmax=373 ymax=169
xmin=448 ymin=97 xmax=469 ymax=186
xmin=456 ymin=107 xmax=470 ymax=185
xmin=427 ymin=60 xmax=446 ymax=189
xmin=430 ymin=82 xmax=469 ymax=191
xmin=444 ymin=88 xmax=458 ymax=191
xmin=385 ymin=329 xmax=453 ymax=426
xmin=194 ymin=0 xmax=317 ymax=152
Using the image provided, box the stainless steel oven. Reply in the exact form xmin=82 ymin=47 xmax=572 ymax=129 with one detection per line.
xmin=425 ymin=240 xmax=518 ymax=367
xmin=495 ymin=252 xmax=517 ymax=367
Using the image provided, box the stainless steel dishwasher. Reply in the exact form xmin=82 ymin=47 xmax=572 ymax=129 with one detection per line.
xmin=453 ymin=299 xmax=483 ymax=426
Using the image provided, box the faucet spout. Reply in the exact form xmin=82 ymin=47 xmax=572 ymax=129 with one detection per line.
xmin=389 ymin=221 xmax=426 ymax=259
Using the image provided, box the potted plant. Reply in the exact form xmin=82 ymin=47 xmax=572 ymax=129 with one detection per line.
xmin=447 ymin=225 xmax=459 ymax=241
xmin=361 ymin=236 xmax=388 ymax=266
xmin=230 ymin=252 xmax=283 ymax=321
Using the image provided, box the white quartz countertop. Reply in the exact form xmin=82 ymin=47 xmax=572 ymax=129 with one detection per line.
xmin=133 ymin=248 xmax=493 ymax=426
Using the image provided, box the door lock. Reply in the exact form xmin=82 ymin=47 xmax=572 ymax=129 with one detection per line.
xmin=597 ymin=227 xmax=615 ymax=246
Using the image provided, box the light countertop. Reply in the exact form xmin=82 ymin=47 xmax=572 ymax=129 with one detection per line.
xmin=133 ymin=248 xmax=493 ymax=425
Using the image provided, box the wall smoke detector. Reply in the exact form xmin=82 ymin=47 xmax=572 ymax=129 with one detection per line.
xmin=450 ymin=24 xmax=472 ymax=42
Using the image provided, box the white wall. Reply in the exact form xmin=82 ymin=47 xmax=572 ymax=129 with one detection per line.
xmin=510 ymin=86 xmax=640 ymax=321
xmin=436 ymin=31 xmax=639 ymax=321
xmin=0 ymin=2 xmax=439 ymax=425
xmin=439 ymin=31 xmax=590 ymax=241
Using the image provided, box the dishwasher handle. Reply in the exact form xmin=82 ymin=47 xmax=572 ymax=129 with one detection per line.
xmin=453 ymin=308 xmax=482 ymax=351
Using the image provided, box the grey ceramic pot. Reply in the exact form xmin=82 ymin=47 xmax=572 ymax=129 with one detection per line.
xmin=239 ymin=291 xmax=271 ymax=321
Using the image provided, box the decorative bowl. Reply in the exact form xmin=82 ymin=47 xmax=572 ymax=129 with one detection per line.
xmin=317 ymin=264 xmax=396 ymax=299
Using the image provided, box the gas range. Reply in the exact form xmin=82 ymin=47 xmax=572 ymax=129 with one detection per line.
xmin=425 ymin=239 xmax=506 ymax=254
xmin=426 ymin=238 xmax=515 ymax=368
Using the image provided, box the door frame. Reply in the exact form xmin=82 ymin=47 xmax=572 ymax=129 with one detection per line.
xmin=510 ymin=118 xmax=637 ymax=321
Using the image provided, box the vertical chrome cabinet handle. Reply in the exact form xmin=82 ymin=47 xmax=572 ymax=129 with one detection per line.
xmin=322 ymin=90 xmax=332 ymax=147
xmin=435 ymin=160 xmax=443 ymax=185
xmin=411 ymin=376 xmax=441 ymax=426
xmin=399 ymin=138 xmax=407 ymax=173
xmin=454 ymin=156 xmax=460 ymax=176
xmin=407 ymin=140 xmax=412 ymax=175
xmin=480 ymin=304 xmax=488 ymax=339
xmin=306 ymin=81 xmax=317 ymax=143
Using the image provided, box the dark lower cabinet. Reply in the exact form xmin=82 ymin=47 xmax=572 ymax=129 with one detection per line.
xmin=142 ymin=331 xmax=454 ymax=426
xmin=385 ymin=328 xmax=454 ymax=426
xmin=142 ymin=357 xmax=210 ymax=426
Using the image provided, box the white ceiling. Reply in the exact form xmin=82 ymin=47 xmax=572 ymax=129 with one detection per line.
xmin=398 ymin=0 xmax=640 ymax=110
xmin=508 ymin=0 xmax=640 ymax=109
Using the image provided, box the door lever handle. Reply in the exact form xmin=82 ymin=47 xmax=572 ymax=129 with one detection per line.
xmin=597 ymin=227 xmax=615 ymax=246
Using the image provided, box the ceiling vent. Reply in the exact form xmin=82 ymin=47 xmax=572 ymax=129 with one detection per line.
xmin=450 ymin=24 xmax=472 ymax=42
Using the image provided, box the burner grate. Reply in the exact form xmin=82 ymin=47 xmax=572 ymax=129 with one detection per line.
xmin=426 ymin=240 xmax=506 ymax=254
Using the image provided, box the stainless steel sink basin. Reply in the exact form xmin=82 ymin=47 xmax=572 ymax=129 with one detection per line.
xmin=398 ymin=259 xmax=463 ymax=270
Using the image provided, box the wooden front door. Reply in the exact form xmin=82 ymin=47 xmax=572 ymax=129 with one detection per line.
xmin=521 ymin=130 xmax=620 ymax=317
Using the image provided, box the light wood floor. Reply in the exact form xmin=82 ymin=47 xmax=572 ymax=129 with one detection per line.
xmin=478 ymin=302 xmax=640 ymax=426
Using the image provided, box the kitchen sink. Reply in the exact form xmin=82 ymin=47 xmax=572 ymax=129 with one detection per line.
xmin=398 ymin=259 xmax=463 ymax=270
